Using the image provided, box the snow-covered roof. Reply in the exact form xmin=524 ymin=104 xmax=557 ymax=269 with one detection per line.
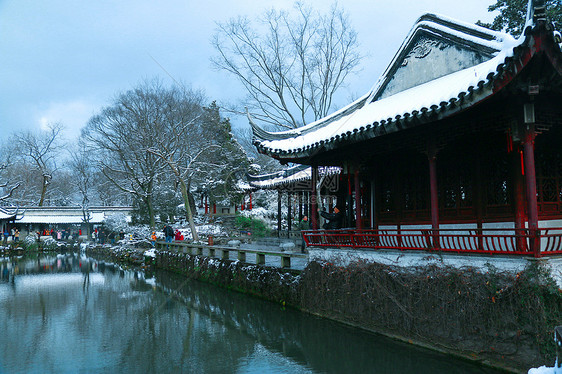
xmin=247 ymin=164 xmax=341 ymax=190
xmin=251 ymin=1 xmax=556 ymax=161
xmin=13 ymin=206 xmax=132 ymax=225
xmin=17 ymin=213 xmax=106 ymax=224
xmin=237 ymin=181 xmax=255 ymax=192
xmin=0 ymin=207 xmax=17 ymax=220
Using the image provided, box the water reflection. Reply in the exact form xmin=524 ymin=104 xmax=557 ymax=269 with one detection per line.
xmin=0 ymin=254 xmax=501 ymax=373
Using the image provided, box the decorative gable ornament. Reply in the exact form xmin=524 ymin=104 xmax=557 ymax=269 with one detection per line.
xmin=372 ymin=14 xmax=506 ymax=100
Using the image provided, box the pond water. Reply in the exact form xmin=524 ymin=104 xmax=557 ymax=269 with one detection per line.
xmin=0 ymin=253 xmax=503 ymax=374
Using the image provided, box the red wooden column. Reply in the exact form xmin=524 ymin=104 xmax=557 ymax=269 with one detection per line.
xmin=287 ymin=192 xmax=292 ymax=234
xmin=277 ymin=191 xmax=282 ymax=237
xmin=428 ymin=146 xmax=440 ymax=248
xmin=354 ymin=169 xmax=362 ymax=229
xmin=249 ymin=192 xmax=252 ymax=210
xmin=473 ymin=153 xmax=484 ymax=250
xmin=522 ymin=124 xmax=540 ymax=257
xmin=512 ymin=148 xmax=527 ymax=252
xmin=298 ymin=191 xmax=303 ymax=222
xmin=311 ymin=166 xmax=319 ymax=230
xmin=347 ymin=174 xmax=352 ymax=225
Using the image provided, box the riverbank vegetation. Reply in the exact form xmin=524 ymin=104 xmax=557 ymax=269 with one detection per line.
xmin=233 ymin=215 xmax=272 ymax=238
xmin=300 ymin=260 xmax=561 ymax=372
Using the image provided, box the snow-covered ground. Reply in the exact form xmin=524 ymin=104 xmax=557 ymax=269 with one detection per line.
xmin=122 ymin=220 xmax=229 ymax=242
xmin=528 ymin=366 xmax=562 ymax=373
xmin=179 ymin=224 xmax=228 ymax=241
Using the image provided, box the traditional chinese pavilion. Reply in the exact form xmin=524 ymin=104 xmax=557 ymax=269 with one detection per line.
xmin=246 ymin=164 xmax=341 ymax=236
xmin=250 ymin=0 xmax=562 ymax=257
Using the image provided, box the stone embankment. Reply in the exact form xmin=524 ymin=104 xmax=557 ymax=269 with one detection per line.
xmin=87 ymin=243 xmax=560 ymax=373
xmin=86 ymin=243 xmax=148 ymax=267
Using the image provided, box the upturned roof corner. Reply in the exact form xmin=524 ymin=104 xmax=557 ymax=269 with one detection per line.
xmin=247 ymin=108 xmax=301 ymax=145
xmin=527 ymin=0 xmax=547 ymax=28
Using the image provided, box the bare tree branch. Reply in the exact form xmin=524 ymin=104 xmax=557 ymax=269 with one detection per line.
xmin=211 ymin=2 xmax=361 ymax=130
xmin=12 ymin=122 xmax=65 ymax=206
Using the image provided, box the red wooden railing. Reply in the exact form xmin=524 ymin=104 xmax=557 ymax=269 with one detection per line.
xmin=302 ymin=228 xmax=562 ymax=257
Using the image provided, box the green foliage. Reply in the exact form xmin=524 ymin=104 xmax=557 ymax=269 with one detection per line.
xmin=17 ymin=241 xmax=37 ymax=251
xmin=234 ymin=215 xmax=271 ymax=237
xmin=478 ymin=0 xmax=562 ymax=35
xmin=130 ymin=196 xmax=151 ymax=225
xmin=198 ymin=102 xmax=250 ymax=206
xmin=153 ymin=187 xmax=182 ymax=223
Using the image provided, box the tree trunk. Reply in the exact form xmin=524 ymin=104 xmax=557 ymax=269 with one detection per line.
xmin=38 ymin=176 xmax=49 ymax=206
xmin=145 ymin=179 xmax=155 ymax=228
xmin=147 ymin=150 xmax=199 ymax=241
xmin=146 ymin=195 xmax=155 ymax=229
xmin=81 ymin=204 xmax=91 ymax=238
xmin=180 ymin=179 xmax=199 ymax=241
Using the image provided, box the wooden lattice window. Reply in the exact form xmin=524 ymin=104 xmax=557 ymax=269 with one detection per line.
xmin=536 ymin=148 xmax=562 ymax=202
xmin=380 ymin=178 xmax=394 ymax=213
xmin=535 ymin=139 xmax=562 ymax=217
xmin=438 ymin=151 xmax=473 ymax=210
xmin=483 ymin=155 xmax=509 ymax=207
xmin=402 ymin=163 xmax=428 ymax=212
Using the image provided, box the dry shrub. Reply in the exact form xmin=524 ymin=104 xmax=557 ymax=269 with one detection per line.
xmin=299 ymin=259 xmax=562 ymax=370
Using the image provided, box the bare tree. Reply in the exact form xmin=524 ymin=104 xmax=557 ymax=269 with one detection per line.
xmin=12 ymin=123 xmax=64 ymax=206
xmin=68 ymin=142 xmax=96 ymax=226
xmin=46 ymin=169 xmax=74 ymax=206
xmin=148 ymin=97 xmax=249 ymax=242
xmin=82 ymin=81 xmax=171 ymax=227
xmin=96 ymin=177 xmax=130 ymax=206
xmin=212 ymin=2 xmax=361 ymax=130
xmin=1 ymin=161 xmax=38 ymax=205
xmin=85 ymin=79 xmax=249 ymax=236
xmin=0 ymin=160 xmax=20 ymax=204
xmin=68 ymin=143 xmax=92 ymax=208
xmin=144 ymin=86 xmax=204 ymax=240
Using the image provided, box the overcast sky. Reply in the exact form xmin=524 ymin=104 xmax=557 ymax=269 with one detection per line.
xmin=0 ymin=0 xmax=498 ymax=142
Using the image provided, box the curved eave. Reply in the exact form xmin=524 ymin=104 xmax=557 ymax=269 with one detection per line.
xmin=255 ymin=82 xmax=492 ymax=160
xmin=249 ymin=94 xmax=370 ymax=143
xmin=247 ymin=171 xmax=311 ymax=190
xmin=248 ymin=113 xmax=301 ymax=142
xmin=247 ymin=165 xmax=341 ymax=189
